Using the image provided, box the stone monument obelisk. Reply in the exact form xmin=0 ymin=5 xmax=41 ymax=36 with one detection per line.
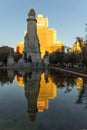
xmin=24 ymin=8 xmax=41 ymax=63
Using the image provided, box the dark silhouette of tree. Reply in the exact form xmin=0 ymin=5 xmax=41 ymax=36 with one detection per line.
xmin=76 ymin=82 xmax=87 ymax=108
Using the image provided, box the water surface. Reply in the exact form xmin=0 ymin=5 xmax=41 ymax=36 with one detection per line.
xmin=0 ymin=68 xmax=87 ymax=130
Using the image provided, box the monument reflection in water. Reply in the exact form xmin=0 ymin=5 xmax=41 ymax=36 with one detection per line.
xmin=0 ymin=69 xmax=87 ymax=129
xmin=16 ymin=69 xmax=56 ymax=122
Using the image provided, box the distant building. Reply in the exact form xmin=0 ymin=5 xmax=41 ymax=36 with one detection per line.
xmin=71 ymin=42 xmax=82 ymax=53
xmin=16 ymin=41 xmax=24 ymax=54
xmin=0 ymin=46 xmax=14 ymax=62
xmin=0 ymin=46 xmax=14 ymax=54
xmin=71 ymin=37 xmax=84 ymax=53
xmin=16 ymin=14 xmax=64 ymax=57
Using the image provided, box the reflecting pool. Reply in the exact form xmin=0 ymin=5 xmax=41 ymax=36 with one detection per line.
xmin=0 ymin=68 xmax=87 ymax=130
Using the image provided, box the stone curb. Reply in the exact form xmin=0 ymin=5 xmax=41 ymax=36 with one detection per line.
xmin=50 ymin=67 xmax=87 ymax=78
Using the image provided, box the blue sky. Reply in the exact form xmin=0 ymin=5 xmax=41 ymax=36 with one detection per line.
xmin=0 ymin=0 xmax=87 ymax=50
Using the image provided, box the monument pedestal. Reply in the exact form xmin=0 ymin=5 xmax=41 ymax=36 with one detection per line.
xmin=7 ymin=55 xmax=15 ymax=66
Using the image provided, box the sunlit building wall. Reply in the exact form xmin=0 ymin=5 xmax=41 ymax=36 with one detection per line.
xmin=16 ymin=14 xmax=64 ymax=57
xmin=71 ymin=42 xmax=81 ymax=53
xmin=37 ymin=14 xmax=64 ymax=57
xmin=71 ymin=41 xmax=84 ymax=53
xmin=16 ymin=41 xmax=24 ymax=54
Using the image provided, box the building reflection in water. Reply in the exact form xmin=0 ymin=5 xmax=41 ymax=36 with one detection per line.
xmin=16 ymin=70 xmax=57 ymax=121
xmin=49 ymin=69 xmax=84 ymax=91
xmin=0 ymin=68 xmax=87 ymax=121
xmin=37 ymin=71 xmax=56 ymax=112
xmin=16 ymin=70 xmax=85 ymax=118
xmin=17 ymin=76 xmax=24 ymax=87
xmin=75 ymin=77 xmax=83 ymax=90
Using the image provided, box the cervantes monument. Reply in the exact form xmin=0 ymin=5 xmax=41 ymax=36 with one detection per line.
xmin=6 ymin=8 xmax=49 ymax=68
xmin=24 ymin=8 xmax=41 ymax=63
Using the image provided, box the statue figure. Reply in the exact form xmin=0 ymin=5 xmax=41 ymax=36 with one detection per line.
xmin=28 ymin=8 xmax=36 ymax=18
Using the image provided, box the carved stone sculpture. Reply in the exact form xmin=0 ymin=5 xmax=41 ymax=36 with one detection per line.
xmin=24 ymin=8 xmax=41 ymax=62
